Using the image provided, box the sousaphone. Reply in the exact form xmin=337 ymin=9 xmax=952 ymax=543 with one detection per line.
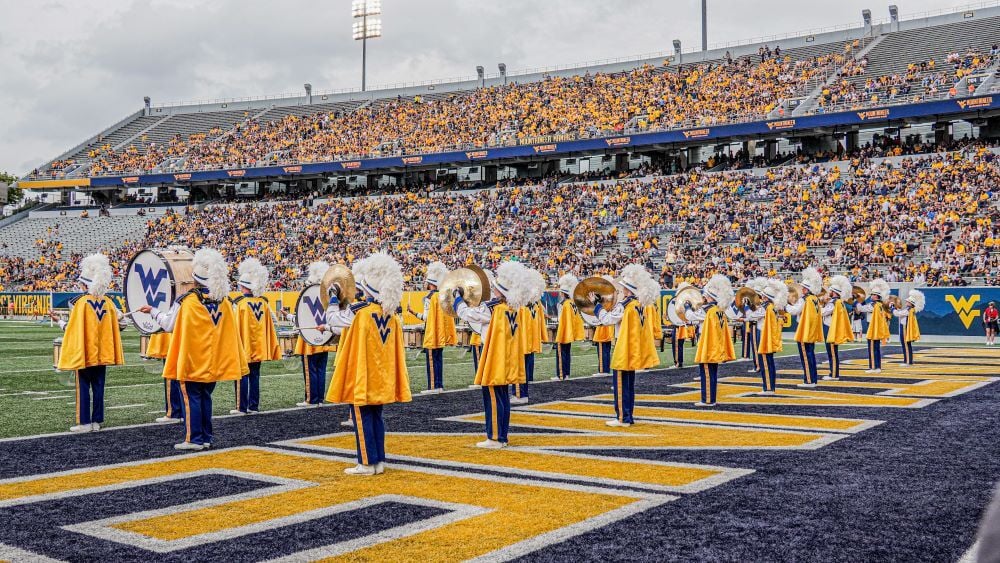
xmin=573 ymin=276 xmax=618 ymax=316
xmin=319 ymin=264 xmax=357 ymax=310
xmin=440 ymin=265 xmax=491 ymax=317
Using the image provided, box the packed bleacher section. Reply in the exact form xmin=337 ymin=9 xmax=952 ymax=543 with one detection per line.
xmin=4 ymin=140 xmax=999 ymax=293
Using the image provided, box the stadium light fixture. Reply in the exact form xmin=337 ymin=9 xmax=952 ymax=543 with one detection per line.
xmin=862 ymin=9 xmax=871 ymax=26
xmin=304 ymin=83 xmax=312 ymax=105
xmin=476 ymin=65 xmax=485 ymax=87
xmin=352 ymin=0 xmax=382 ymax=92
xmin=888 ymin=5 xmax=898 ymax=22
xmin=498 ymin=63 xmax=507 ymax=85
xmin=143 ymin=96 xmax=151 ymax=113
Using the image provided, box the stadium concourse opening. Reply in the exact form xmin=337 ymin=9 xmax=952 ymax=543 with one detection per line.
xmin=2 ymin=1 xmax=1000 ymax=562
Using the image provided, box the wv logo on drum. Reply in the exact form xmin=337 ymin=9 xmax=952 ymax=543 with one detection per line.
xmin=303 ymin=296 xmax=325 ymax=325
xmin=87 ymin=299 xmax=108 ymax=322
xmin=371 ymin=313 xmax=392 ymax=343
xmin=945 ymin=294 xmax=981 ymax=329
xmin=135 ymin=265 xmax=169 ymax=308
xmin=248 ymin=301 xmax=266 ymax=322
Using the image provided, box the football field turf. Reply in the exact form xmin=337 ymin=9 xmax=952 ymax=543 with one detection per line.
xmin=1 ymin=319 xmax=999 ymax=561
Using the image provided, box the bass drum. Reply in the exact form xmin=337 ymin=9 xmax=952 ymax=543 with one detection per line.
xmin=124 ymin=248 xmax=196 ymax=334
xmin=295 ymin=284 xmax=336 ymax=346
xmin=666 ymin=296 xmax=688 ymax=328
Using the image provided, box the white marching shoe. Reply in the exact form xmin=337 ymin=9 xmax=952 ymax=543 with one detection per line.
xmin=476 ymin=439 xmax=507 ymax=449
xmin=821 ymin=376 xmax=836 ymax=381
xmin=510 ymin=396 xmax=529 ymax=405
xmin=605 ymin=419 xmax=632 ymax=427
xmin=69 ymin=424 xmax=93 ymax=433
xmin=863 ymin=368 xmax=882 ymax=374
xmin=174 ymin=441 xmax=205 ymax=451
xmin=375 ymin=462 xmax=386 ymax=475
xmin=229 ymin=410 xmax=247 ymax=415
xmin=155 ymin=416 xmax=181 ymax=424
xmin=295 ymin=401 xmax=311 ymax=407
xmin=344 ymin=464 xmax=377 ymax=476
xmin=758 ymin=391 xmax=776 ymax=396
xmin=747 ymin=367 xmax=758 ymax=373
xmin=341 ymin=419 xmax=354 ymax=427
xmin=91 ymin=423 xmax=101 ymax=431
xmin=797 ymin=383 xmax=817 ymax=388
xmin=420 ymin=388 xmax=445 ymax=394
xmin=693 ymin=402 xmax=716 ymax=407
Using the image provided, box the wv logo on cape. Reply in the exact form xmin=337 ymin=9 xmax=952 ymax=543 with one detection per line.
xmin=87 ymin=299 xmax=108 ymax=322
xmin=204 ymin=301 xmax=223 ymax=325
xmin=372 ymin=313 xmax=392 ymax=344
xmin=248 ymin=300 xmax=266 ymax=322
xmin=505 ymin=311 xmax=519 ymax=336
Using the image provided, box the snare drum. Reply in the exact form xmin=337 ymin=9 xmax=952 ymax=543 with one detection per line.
xmin=124 ymin=247 xmax=196 ymax=334
xmin=295 ymin=284 xmax=336 ymax=346
xmin=278 ymin=330 xmax=299 ymax=357
xmin=456 ymin=327 xmax=473 ymax=347
xmin=52 ymin=337 xmax=63 ymax=370
xmin=404 ymin=326 xmax=425 ymax=348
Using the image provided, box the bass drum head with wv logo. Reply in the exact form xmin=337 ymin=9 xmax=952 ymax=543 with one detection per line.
xmin=124 ymin=248 xmax=196 ymax=334
xmin=296 ymin=284 xmax=335 ymax=346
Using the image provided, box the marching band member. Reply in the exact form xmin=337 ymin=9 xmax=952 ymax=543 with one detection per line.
xmin=644 ymin=284 xmax=664 ymax=357
xmin=56 ymin=254 xmax=125 ymax=432
xmin=893 ymin=289 xmax=924 ymax=365
xmin=231 ymin=258 xmax=281 ymax=414
xmin=684 ymin=274 xmax=736 ymax=407
xmin=148 ymin=331 xmax=183 ymax=424
xmin=590 ymin=265 xmax=660 ymax=426
xmin=786 ymin=267 xmax=825 ymax=387
xmin=408 ymin=261 xmax=456 ymax=394
xmin=513 ymin=268 xmax=546 ymax=404
xmin=141 ymin=248 xmax=248 ymax=450
xmin=552 ymin=273 xmax=584 ymax=380
xmin=295 ymin=261 xmax=336 ymax=407
xmin=821 ymin=275 xmax=855 ymax=381
xmin=670 ymin=322 xmax=695 ymax=369
xmin=739 ymin=278 xmax=767 ymax=373
xmin=454 ymin=261 xmax=531 ymax=448
xmin=321 ymin=252 xmax=411 ymax=475
xmin=468 ymin=269 xmax=495 ymax=372
xmin=755 ymin=279 xmax=788 ymax=395
xmin=856 ymin=278 xmax=891 ymax=373
xmin=584 ymin=274 xmax=619 ymax=375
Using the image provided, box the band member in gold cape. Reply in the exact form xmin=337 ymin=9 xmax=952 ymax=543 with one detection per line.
xmin=821 ymin=275 xmax=855 ymax=381
xmin=590 ymin=265 xmax=660 ymax=426
xmin=141 ymin=248 xmax=248 ymax=450
xmin=856 ymin=278 xmax=891 ymax=373
xmin=683 ymin=274 xmax=736 ymax=407
xmin=296 ymin=261 xmax=337 ymax=407
xmin=552 ymin=273 xmax=584 ymax=380
xmin=892 ymin=289 xmax=924 ymax=366
xmin=231 ymin=258 xmax=281 ymax=414
xmin=321 ymin=252 xmax=411 ymax=475
xmin=786 ymin=267 xmax=825 ymax=387
xmin=55 ymin=254 xmax=125 ymax=432
xmin=408 ymin=261 xmax=456 ymax=394
xmin=454 ymin=261 xmax=531 ymax=448
xmin=512 ymin=268 xmax=546 ymax=404
xmin=754 ymin=278 xmax=788 ymax=395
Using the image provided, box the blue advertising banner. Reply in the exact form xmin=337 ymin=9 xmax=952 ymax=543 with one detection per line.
xmin=86 ymin=94 xmax=1000 ymax=188
xmin=916 ymin=286 xmax=999 ymax=337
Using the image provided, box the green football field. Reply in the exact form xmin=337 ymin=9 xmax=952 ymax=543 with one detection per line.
xmin=0 ymin=319 xmax=865 ymax=439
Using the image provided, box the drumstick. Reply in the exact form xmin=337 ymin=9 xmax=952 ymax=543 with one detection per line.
xmin=295 ymin=325 xmax=331 ymax=331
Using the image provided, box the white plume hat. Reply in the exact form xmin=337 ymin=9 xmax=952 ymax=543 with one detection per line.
xmin=761 ymin=278 xmax=789 ymax=310
xmin=828 ymin=275 xmax=853 ymax=299
xmin=495 ymin=261 xmax=533 ymax=310
xmin=636 ymin=276 xmax=661 ymax=307
xmin=619 ymin=264 xmax=652 ymax=294
xmin=703 ymin=274 xmax=735 ymax=309
xmin=238 ymin=258 xmax=269 ymax=297
xmin=306 ymin=261 xmax=330 ymax=285
xmin=557 ymin=273 xmax=579 ymax=297
xmin=906 ymin=289 xmax=926 ymax=312
xmin=192 ymin=248 xmax=230 ymax=301
xmin=869 ymin=278 xmax=890 ymax=299
xmin=525 ymin=268 xmax=547 ymax=304
xmin=425 ymin=261 xmax=448 ymax=287
xmin=79 ymin=254 xmax=113 ymax=297
xmin=800 ymin=267 xmax=823 ymax=294
xmin=747 ymin=276 xmax=768 ymax=296
xmin=358 ymin=252 xmax=403 ymax=313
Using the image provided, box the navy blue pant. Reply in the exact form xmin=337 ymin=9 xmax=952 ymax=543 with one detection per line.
xmin=743 ymin=323 xmax=758 ymax=369
xmin=75 ymin=365 xmax=106 ymax=425
xmin=597 ymin=341 xmax=612 ymax=373
xmin=235 ymin=361 xmax=261 ymax=412
xmin=797 ymin=342 xmax=818 ymax=384
xmin=424 ymin=347 xmax=444 ymax=390
xmin=758 ymin=353 xmax=776 ymax=392
xmin=163 ymin=377 xmax=184 ymax=419
xmin=471 ymin=345 xmax=483 ymax=372
xmin=179 ymin=381 xmax=216 ymax=445
xmin=826 ymin=343 xmax=840 ymax=378
xmin=302 ymin=352 xmax=328 ymax=404
xmin=673 ymin=337 xmax=685 ymax=367
xmin=868 ymin=339 xmax=882 ymax=370
xmin=556 ymin=343 xmax=572 ymax=379
xmin=513 ymin=354 xmax=533 ymax=398
xmin=482 ymin=385 xmax=510 ymax=442
xmin=699 ymin=363 xmax=719 ymax=404
xmin=612 ymin=370 xmax=636 ymax=423
xmin=350 ymin=404 xmax=385 ymax=465
xmin=900 ymin=332 xmax=914 ymax=364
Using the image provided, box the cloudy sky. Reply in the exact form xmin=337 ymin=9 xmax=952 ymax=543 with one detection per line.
xmin=0 ymin=0 xmax=971 ymax=175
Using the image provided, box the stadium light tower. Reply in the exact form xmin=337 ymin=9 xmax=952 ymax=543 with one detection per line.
xmin=476 ymin=65 xmax=485 ymax=87
xmin=498 ymin=63 xmax=507 ymax=85
xmin=352 ymin=0 xmax=382 ymax=92
xmin=701 ymin=0 xmax=707 ymax=51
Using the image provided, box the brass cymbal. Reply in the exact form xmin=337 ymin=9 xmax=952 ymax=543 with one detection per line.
xmin=849 ymin=285 xmax=867 ymax=305
xmin=320 ymin=264 xmax=357 ymax=310
xmin=573 ymin=276 xmax=617 ymax=316
xmin=886 ymin=295 xmax=903 ymax=310
xmin=440 ymin=267 xmax=486 ymax=318
xmin=786 ymin=282 xmax=803 ymax=305
xmin=467 ymin=264 xmax=491 ymax=300
xmin=734 ymin=286 xmax=761 ymax=309
xmin=672 ymin=285 xmax=704 ymax=323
